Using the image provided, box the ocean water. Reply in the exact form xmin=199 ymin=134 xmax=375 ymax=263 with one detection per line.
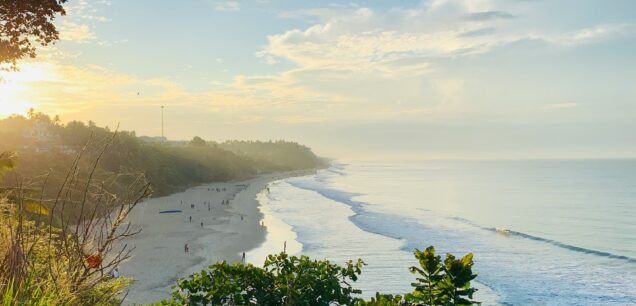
xmin=250 ymin=160 xmax=636 ymax=305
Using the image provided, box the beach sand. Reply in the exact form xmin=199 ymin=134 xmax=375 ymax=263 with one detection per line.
xmin=117 ymin=171 xmax=311 ymax=305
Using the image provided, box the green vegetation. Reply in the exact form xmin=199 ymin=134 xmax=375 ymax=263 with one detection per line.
xmin=1 ymin=142 xmax=151 ymax=306
xmin=154 ymin=253 xmax=364 ymax=306
xmin=154 ymin=247 xmax=479 ymax=306
xmin=0 ymin=112 xmax=324 ymax=197
xmin=218 ymin=140 xmax=324 ymax=171
xmin=406 ymin=247 xmax=479 ymax=306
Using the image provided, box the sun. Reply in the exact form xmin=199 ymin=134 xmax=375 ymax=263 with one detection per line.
xmin=0 ymin=63 xmax=52 ymax=118
xmin=0 ymin=80 xmax=35 ymax=118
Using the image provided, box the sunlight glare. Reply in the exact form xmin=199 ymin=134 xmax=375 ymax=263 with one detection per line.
xmin=0 ymin=81 xmax=35 ymax=118
xmin=0 ymin=64 xmax=52 ymax=117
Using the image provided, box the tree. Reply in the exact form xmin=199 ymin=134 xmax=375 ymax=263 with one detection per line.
xmin=157 ymin=252 xmax=365 ymax=306
xmin=189 ymin=136 xmax=207 ymax=147
xmin=0 ymin=0 xmax=67 ymax=71
xmin=265 ymin=252 xmax=364 ymax=306
xmin=407 ymin=246 xmax=445 ymax=305
xmin=407 ymin=247 xmax=479 ymax=306
xmin=438 ymin=253 xmax=479 ymax=306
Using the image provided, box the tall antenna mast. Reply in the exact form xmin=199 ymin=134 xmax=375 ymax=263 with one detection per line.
xmin=161 ymin=105 xmax=165 ymax=142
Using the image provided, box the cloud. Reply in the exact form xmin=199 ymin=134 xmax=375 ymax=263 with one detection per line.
xmin=213 ymin=1 xmax=240 ymax=11
xmin=263 ymin=9 xmax=510 ymax=76
xmin=59 ymin=21 xmax=96 ymax=42
xmin=458 ymin=27 xmax=496 ymax=37
xmin=66 ymin=0 xmax=111 ymax=22
xmin=1 ymin=61 xmax=192 ymax=117
xmin=559 ymin=24 xmax=636 ymax=46
xmin=56 ymin=0 xmax=113 ymax=44
xmin=464 ymin=11 xmax=515 ymax=21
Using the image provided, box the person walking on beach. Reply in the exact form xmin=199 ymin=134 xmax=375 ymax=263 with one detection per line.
xmin=200 ymin=222 xmax=203 ymax=228
xmin=240 ymin=215 xmax=244 ymax=221
xmin=184 ymin=244 xmax=189 ymax=253
xmin=189 ymin=216 xmax=192 ymax=223
xmin=242 ymin=252 xmax=246 ymax=263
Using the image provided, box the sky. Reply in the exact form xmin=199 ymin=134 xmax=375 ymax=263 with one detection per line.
xmin=0 ymin=0 xmax=635 ymax=159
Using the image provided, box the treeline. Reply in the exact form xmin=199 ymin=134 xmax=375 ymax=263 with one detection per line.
xmin=0 ymin=112 xmax=324 ymax=197
xmin=217 ymin=140 xmax=324 ymax=170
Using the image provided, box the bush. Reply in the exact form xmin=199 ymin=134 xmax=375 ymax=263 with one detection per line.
xmin=153 ymin=247 xmax=479 ymax=306
xmin=155 ymin=252 xmax=365 ymax=306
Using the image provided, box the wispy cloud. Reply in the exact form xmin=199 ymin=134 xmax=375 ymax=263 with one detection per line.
xmin=58 ymin=21 xmax=96 ymax=42
xmin=57 ymin=0 xmax=112 ymax=44
xmin=558 ymin=23 xmax=636 ymax=46
xmin=464 ymin=11 xmax=515 ymax=21
xmin=213 ymin=1 xmax=240 ymax=12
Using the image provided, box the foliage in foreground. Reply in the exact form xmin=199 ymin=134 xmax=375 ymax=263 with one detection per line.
xmin=0 ymin=137 xmax=151 ymax=306
xmin=154 ymin=247 xmax=479 ymax=306
xmin=154 ymin=253 xmax=364 ymax=306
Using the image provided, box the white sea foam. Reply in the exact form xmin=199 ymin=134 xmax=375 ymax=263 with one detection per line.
xmin=252 ymin=160 xmax=636 ymax=305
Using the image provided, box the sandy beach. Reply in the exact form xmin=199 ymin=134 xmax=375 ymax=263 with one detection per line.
xmin=118 ymin=171 xmax=312 ymax=305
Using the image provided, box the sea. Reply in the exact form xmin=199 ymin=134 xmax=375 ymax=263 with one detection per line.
xmin=246 ymin=160 xmax=636 ymax=305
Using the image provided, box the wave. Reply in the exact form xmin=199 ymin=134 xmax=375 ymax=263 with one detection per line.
xmin=498 ymin=228 xmax=636 ymax=264
xmin=324 ymin=168 xmax=347 ymax=176
xmin=445 ymin=215 xmax=636 ymax=264
xmin=288 ymin=172 xmax=636 ymax=266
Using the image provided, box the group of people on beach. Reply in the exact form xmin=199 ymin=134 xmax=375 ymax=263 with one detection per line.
xmin=183 ymin=185 xmax=246 ymax=255
xmin=179 ymin=183 xmax=274 ymax=267
xmin=207 ymin=187 xmax=227 ymax=192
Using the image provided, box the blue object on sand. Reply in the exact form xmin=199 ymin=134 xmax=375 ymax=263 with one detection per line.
xmin=159 ymin=210 xmax=182 ymax=214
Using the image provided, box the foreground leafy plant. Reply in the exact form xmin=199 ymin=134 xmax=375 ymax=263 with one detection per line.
xmin=154 ymin=246 xmax=479 ymax=306
xmin=408 ymin=246 xmax=479 ymax=306
xmin=156 ymin=252 xmax=365 ymax=306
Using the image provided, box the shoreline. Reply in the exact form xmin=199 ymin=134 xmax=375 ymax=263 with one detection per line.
xmin=245 ymin=182 xmax=304 ymax=265
xmin=118 ymin=170 xmax=314 ymax=305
